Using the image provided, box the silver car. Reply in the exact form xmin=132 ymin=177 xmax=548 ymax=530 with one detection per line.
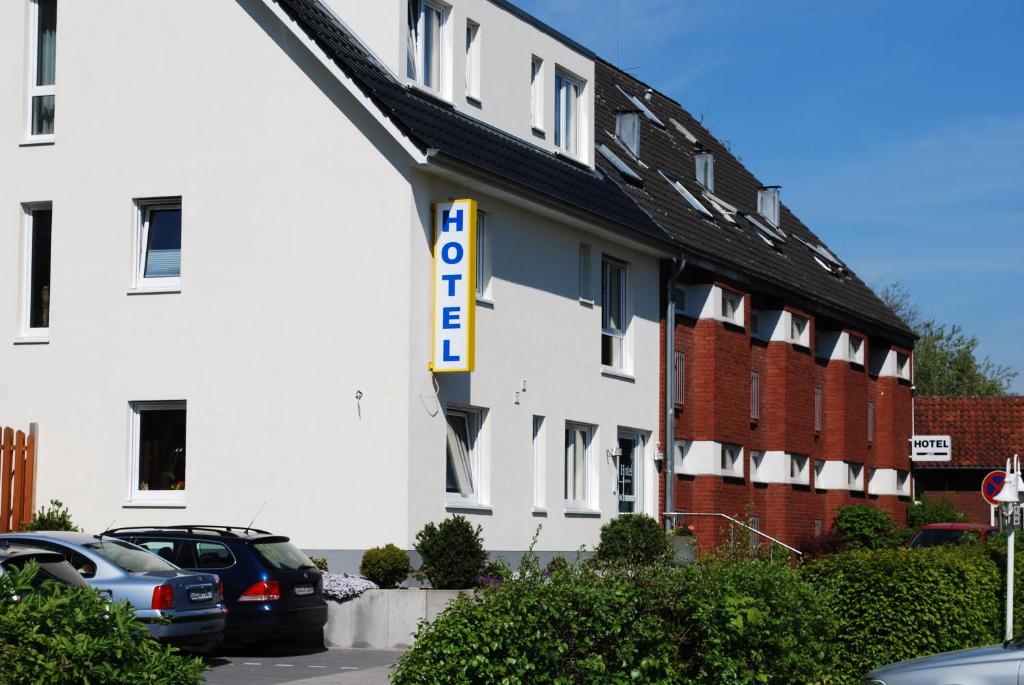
xmin=866 ymin=643 xmax=1024 ymax=684
xmin=0 ymin=532 xmax=226 ymax=651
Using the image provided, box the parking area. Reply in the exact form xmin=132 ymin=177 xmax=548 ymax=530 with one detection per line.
xmin=203 ymin=645 xmax=402 ymax=685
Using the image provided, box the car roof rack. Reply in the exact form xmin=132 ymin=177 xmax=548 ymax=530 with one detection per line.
xmin=102 ymin=525 xmax=276 ymax=538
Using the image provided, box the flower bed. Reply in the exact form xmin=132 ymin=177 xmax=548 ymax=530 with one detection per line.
xmin=322 ymin=572 xmax=378 ymax=603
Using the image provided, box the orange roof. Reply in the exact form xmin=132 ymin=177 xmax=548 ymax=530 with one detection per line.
xmin=915 ymin=397 xmax=1024 ymax=468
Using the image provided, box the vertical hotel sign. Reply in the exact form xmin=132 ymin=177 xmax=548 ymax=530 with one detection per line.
xmin=430 ymin=199 xmax=476 ymax=372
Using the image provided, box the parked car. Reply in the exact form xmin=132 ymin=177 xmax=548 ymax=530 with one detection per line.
xmin=0 ymin=541 xmax=89 ymax=589
xmin=0 ymin=532 xmax=225 ymax=651
xmin=906 ymin=523 xmax=997 ymax=548
xmin=865 ymin=642 xmax=1024 ymax=683
xmin=106 ymin=525 xmax=328 ymax=645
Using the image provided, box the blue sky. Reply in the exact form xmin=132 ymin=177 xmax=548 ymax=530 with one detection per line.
xmin=515 ymin=0 xmax=1024 ymax=393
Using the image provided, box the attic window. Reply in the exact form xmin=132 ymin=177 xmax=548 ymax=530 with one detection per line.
xmin=794 ymin=235 xmax=846 ymax=275
xmin=659 ymin=170 xmax=713 ymax=218
xmin=597 ymin=144 xmax=642 ymax=185
xmin=702 ymin=191 xmax=736 ymax=224
xmin=757 ymin=187 xmax=780 ymax=227
xmin=615 ymin=111 xmax=641 ymax=158
xmin=616 ymin=85 xmax=664 ymax=128
xmin=669 ymin=118 xmax=698 ymax=144
xmin=695 ymin=153 xmax=714 ymax=192
xmin=744 ymin=212 xmax=785 ymax=244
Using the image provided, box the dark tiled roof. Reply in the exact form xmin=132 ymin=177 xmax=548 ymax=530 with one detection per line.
xmin=274 ymin=0 xmax=670 ymax=247
xmin=914 ymin=397 xmax=1024 ymax=468
xmin=593 ymin=60 xmax=915 ymax=342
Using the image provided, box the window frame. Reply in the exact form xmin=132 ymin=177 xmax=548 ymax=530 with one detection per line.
xmin=848 ymin=335 xmax=864 ymax=364
xmin=563 ymin=422 xmax=594 ymax=511
xmin=616 ymin=430 xmax=644 ymax=514
xmin=408 ymin=0 xmax=449 ymax=95
xmin=720 ymin=289 xmax=743 ymax=326
xmin=867 ymin=400 xmax=875 ymax=444
xmin=695 ymin=152 xmax=714 ymax=192
xmin=750 ymin=370 xmax=760 ymax=421
xmin=464 ymin=19 xmax=480 ymax=102
xmin=126 ymin=400 xmax=187 ymax=507
xmin=720 ymin=443 xmax=743 ymax=477
xmin=18 ymin=202 xmax=52 ymax=342
xmin=789 ymin=454 xmax=810 ymax=485
xmin=814 ymin=387 xmax=823 ymax=434
xmin=445 ymin=404 xmax=486 ymax=507
xmin=847 ymin=463 xmax=864 ymax=490
xmin=615 ymin=111 xmax=641 ymax=158
xmin=601 ymin=257 xmax=628 ymax=371
xmin=475 ymin=209 xmax=491 ymax=300
xmin=757 ymin=187 xmax=780 ymax=227
xmin=25 ymin=0 xmax=57 ymax=142
xmin=673 ymin=350 xmax=685 ymax=407
xmin=790 ymin=314 xmax=809 ymax=346
xmin=132 ymin=197 xmax=182 ymax=293
xmin=530 ymin=56 xmax=544 ymax=130
xmin=532 ymin=416 xmax=545 ymax=511
xmin=554 ymin=69 xmax=582 ymax=158
xmin=578 ymin=243 xmax=593 ymax=304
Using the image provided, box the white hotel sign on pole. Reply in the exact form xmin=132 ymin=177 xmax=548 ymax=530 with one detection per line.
xmin=909 ymin=435 xmax=952 ymax=461
xmin=430 ymin=199 xmax=477 ymax=373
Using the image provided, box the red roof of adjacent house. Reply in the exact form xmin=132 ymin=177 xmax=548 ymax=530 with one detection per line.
xmin=915 ymin=397 xmax=1024 ymax=468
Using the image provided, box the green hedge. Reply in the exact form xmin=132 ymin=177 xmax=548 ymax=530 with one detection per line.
xmin=803 ymin=546 xmax=1001 ymax=683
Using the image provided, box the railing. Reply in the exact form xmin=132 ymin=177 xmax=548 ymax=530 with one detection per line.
xmin=665 ymin=511 xmax=802 ymax=559
xmin=1 ymin=425 xmax=38 ymax=532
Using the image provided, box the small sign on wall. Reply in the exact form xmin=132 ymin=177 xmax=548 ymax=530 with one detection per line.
xmin=910 ymin=435 xmax=952 ymax=461
xmin=430 ymin=199 xmax=477 ymax=373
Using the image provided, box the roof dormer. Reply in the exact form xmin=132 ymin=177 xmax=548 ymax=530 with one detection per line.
xmin=695 ymin=152 xmax=714 ymax=192
xmin=757 ymin=186 xmax=780 ymax=227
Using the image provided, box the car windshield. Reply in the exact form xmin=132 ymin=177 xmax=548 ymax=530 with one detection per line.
xmin=85 ymin=540 xmax=177 ymax=573
xmin=909 ymin=529 xmax=977 ymax=548
xmin=253 ymin=541 xmax=316 ymax=571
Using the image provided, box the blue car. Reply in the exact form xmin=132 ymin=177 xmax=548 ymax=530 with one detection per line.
xmin=107 ymin=525 xmax=328 ymax=645
xmin=0 ymin=532 xmax=226 ymax=651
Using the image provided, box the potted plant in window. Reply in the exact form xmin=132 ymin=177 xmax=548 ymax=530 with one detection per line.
xmin=668 ymin=524 xmax=697 ymax=563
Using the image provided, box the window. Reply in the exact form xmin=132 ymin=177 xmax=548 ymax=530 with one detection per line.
xmin=597 ymin=144 xmax=642 ymax=184
xmin=721 ymin=289 xmax=743 ymax=325
xmin=615 ymin=112 xmax=640 ymax=158
xmin=790 ymin=455 xmax=809 ymax=484
xmin=407 ymin=0 xmax=447 ymax=93
xmin=750 ymin=371 xmax=760 ymax=421
xmin=757 ymin=187 xmax=780 ymax=227
xmin=601 ymin=258 xmax=627 ymax=369
xmin=20 ymin=204 xmax=52 ymax=339
xmin=720 ymin=444 xmax=743 ymax=477
xmin=475 ymin=210 xmax=490 ymax=298
xmin=27 ymin=0 xmax=57 ymax=139
xmin=195 ymin=541 xmax=235 ymax=569
xmin=673 ymin=350 xmax=685 ymax=406
xmin=814 ymin=387 xmax=823 ymax=434
xmin=616 ymin=431 xmax=643 ymax=514
xmin=554 ymin=70 xmax=582 ymax=156
xmin=660 ymin=170 xmax=713 ymax=218
xmin=749 ymin=515 xmax=760 ymax=550
xmin=615 ymin=85 xmax=664 ymax=127
xmin=578 ymin=243 xmax=592 ymax=302
xmin=814 ymin=519 xmax=822 ymax=537
xmin=464 ymin=20 xmax=480 ymax=100
xmin=133 ymin=198 xmax=182 ymax=291
xmin=848 ymin=335 xmax=864 ymax=364
xmin=129 ymin=401 xmax=186 ymax=504
xmin=848 ymin=463 xmax=863 ymax=489
xmin=867 ymin=401 xmax=875 ymax=443
xmin=897 ymin=470 xmax=911 ymax=496
xmin=897 ymin=352 xmax=911 ymax=380
xmin=530 ymin=56 xmax=543 ymax=129
xmin=790 ymin=315 xmax=809 ymax=346
xmin=695 ymin=153 xmax=714 ymax=191
xmin=564 ymin=423 xmax=592 ymax=508
xmin=446 ymin=406 xmax=483 ymax=503
xmin=532 ymin=416 xmax=545 ymax=510
xmin=750 ymin=451 xmax=766 ymax=481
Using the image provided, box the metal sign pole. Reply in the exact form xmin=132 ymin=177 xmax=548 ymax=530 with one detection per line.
xmin=1008 ymin=522 xmax=1016 ymax=643
xmin=996 ymin=455 xmax=1023 ymax=643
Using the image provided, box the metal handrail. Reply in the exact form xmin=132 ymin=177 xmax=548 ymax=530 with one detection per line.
xmin=665 ymin=511 xmax=803 ymax=557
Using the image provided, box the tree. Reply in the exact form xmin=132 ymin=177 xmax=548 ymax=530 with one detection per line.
xmin=879 ymin=282 xmax=1017 ymax=396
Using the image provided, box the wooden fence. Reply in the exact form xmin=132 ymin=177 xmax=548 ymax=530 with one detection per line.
xmin=1 ymin=425 xmax=37 ymax=532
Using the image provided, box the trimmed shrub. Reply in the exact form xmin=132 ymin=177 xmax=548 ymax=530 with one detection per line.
xmin=414 ymin=515 xmax=487 ymax=589
xmin=803 ymin=546 xmax=1001 ymax=683
xmin=359 ymin=544 xmax=411 ymax=589
xmin=594 ymin=513 xmax=672 ymax=566
xmin=832 ymin=504 xmax=898 ymax=550
xmin=0 ymin=562 xmax=207 ymax=684
xmin=907 ymin=494 xmax=967 ymax=528
xmin=22 ymin=498 xmax=80 ymax=532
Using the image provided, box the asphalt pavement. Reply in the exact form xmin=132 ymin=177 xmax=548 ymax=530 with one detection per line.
xmin=203 ymin=644 xmax=402 ymax=685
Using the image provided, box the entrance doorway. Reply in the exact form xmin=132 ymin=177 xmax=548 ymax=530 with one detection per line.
xmin=617 ymin=431 xmax=643 ymax=513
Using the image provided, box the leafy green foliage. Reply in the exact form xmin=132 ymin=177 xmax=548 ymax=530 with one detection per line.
xmin=833 ymin=505 xmax=899 ymax=550
xmin=309 ymin=556 xmax=329 ymax=572
xmin=594 ymin=514 xmax=672 ymax=566
xmin=414 ymin=515 xmax=487 ymax=589
xmin=907 ymin=494 xmax=967 ymax=529
xmin=0 ymin=562 xmax=207 ymax=684
xmin=359 ymin=544 xmax=411 ymax=589
xmin=21 ymin=499 xmax=80 ymax=532
xmin=804 ymin=546 xmax=1001 ymax=683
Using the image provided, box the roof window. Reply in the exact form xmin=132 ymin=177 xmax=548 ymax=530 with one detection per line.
xmin=757 ymin=186 xmax=780 ymax=227
xmin=702 ymin=191 xmax=736 ymax=224
xmin=615 ymin=111 xmax=641 ymax=158
xmin=616 ymin=85 xmax=664 ymax=128
xmin=794 ymin=235 xmax=846 ymax=275
xmin=597 ymin=144 xmax=642 ymax=185
xmin=660 ymin=170 xmax=712 ymax=218
xmin=695 ymin=153 xmax=714 ymax=192
xmin=743 ymin=212 xmax=786 ymax=244
xmin=669 ymin=118 xmax=698 ymax=144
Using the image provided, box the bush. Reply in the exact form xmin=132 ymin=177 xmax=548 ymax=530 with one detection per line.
xmin=907 ymin=494 xmax=967 ymax=529
xmin=22 ymin=499 xmax=80 ymax=532
xmin=594 ymin=513 xmax=672 ymax=566
xmin=359 ymin=544 xmax=411 ymax=589
xmin=832 ymin=505 xmax=899 ymax=550
xmin=309 ymin=556 xmax=329 ymax=572
xmin=414 ymin=515 xmax=487 ymax=589
xmin=0 ymin=562 xmax=207 ymax=684
xmin=480 ymin=556 xmax=513 ymax=585
xmin=803 ymin=546 xmax=1001 ymax=683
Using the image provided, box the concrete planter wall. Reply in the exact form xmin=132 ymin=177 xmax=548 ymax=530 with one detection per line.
xmin=325 ymin=589 xmax=467 ymax=649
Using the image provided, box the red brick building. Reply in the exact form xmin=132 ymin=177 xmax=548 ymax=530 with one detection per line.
xmin=593 ymin=60 xmax=917 ymax=553
xmin=913 ymin=397 xmax=1024 ymax=524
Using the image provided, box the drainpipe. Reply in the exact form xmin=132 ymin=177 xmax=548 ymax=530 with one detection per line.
xmin=664 ymin=256 xmax=687 ymax=531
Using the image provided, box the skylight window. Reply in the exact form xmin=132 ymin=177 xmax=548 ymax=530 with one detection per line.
xmin=616 ymin=85 xmax=664 ymax=128
xmin=757 ymin=187 xmax=780 ymax=227
xmin=794 ymin=235 xmax=846 ymax=275
xmin=695 ymin=153 xmax=714 ymax=192
xmin=615 ymin=111 xmax=641 ymax=158
xmin=669 ymin=118 xmax=698 ymax=144
xmin=659 ymin=170 xmax=712 ymax=218
xmin=597 ymin=144 xmax=642 ymax=184
xmin=744 ymin=212 xmax=785 ymax=243
xmin=702 ymin=191 xmax=736 ymax=224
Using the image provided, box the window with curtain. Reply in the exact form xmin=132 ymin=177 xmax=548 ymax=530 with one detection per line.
xmin=601 ymin=258 xmax=627 ymax=369
xmin=130 ymin=401 xmax=187 ymax=503
xmin=134 ymin=198 xmax=182 ymax=290
xmin=564 ymin=423 xmax=591 ymax=506
xmin=446 ymin=407 xmax=481 ymax=501
xmin=29 ymin=0 xmax=57 ymax=137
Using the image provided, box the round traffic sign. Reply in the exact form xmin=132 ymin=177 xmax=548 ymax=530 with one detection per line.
xmin=982 ymin=470 xmax=1007 ymax=506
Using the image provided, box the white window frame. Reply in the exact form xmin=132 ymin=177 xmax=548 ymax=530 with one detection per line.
xmin=789 ymin=454 xmax=810 ymax=485
xmin=132 ymin=198 xmax=182 ymax=293
xmin=408 ymin=0 xmax=449 ymax=96
xmin=615 ymin=430 xmax=645 ymax=515
xmin=18 ymin=202 xmax=52 ymax=342
xmin=720 ymin=444 xmax=743 ymax=477
xmin=721 ymin=289 xmax=743 ymax=326
xmin=564 ymin=422 xmax=594 ymax=511
xmin=578 ymin=243 xmax=593 ymax=304
xmin=790 ymin=314 xmax=809 ymax=347
xmin=896 ymin=352 xmax=911 ymax=380
xmin=532 ymin=416 xmax=545 ymax=510
xmin=847 ymin=463 xmax=864 ymax=490
xmin=750 ymin=450 xmax=767 ymax=481
xmin=126 ymin=401 xmax=187 ymax=507
xmin=464 ymin=19 xmax=480 ymax=101
xmin=475 ymin=209 xmax=491 ymax=300
xmin=445 ymin=404 xmax=486 ymax=507
xmin=25 ymin=0 xmax=57 ymax=143
xmin=601 ymin=257 xmax=628 ymax=371
xmin=848 ymin=335 xmax=864 ymax=364
xmin=615 ymin=111 xmax=641 ymax=158
xmin=530 ymin=56 xmax=544 ymax=130
xmin=554 ymin=69 xmax=583 ymax=158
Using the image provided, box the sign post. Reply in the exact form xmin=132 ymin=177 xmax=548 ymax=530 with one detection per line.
xmin=994 ymin=455 xmax=1023 ymax=643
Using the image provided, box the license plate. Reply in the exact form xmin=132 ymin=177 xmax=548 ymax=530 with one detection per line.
xmin=293 ymin=584 xmax=314 ymax=597
xmin=189 ymin=590 xmax=213 ymax=602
